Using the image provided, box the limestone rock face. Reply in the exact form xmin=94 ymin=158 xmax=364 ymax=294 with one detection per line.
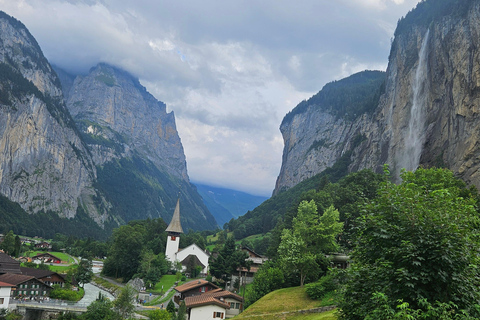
xmin=0 ymin=12 xmax=104 ymax=222
xmin=65 ymin=63 xmax=188 ymax=181
xmin=275 ymin=2 xmax=480 ymax=194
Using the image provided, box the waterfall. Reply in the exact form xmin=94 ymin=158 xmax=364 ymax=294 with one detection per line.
xmin=397 ymin=29 xmax=430 ymax=173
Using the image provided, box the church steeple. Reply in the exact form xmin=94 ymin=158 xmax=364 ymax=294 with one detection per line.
xmin=165 ymin=198 xmax=183 ymax=263
xmin=166 ymin=198 xmax=184 ymax=234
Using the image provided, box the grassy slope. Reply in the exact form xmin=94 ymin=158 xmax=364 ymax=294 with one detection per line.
xmin=235 ymin=287 xmax=338 ymax=320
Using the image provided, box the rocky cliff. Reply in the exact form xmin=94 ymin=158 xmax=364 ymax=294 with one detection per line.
xmin=0 ymin=11 xmax=217 ymax=234
xmin=275 ymin=0 xmax=480 ymax=194
xmin=58 ymin=63 xmax=217 ymax=230
xmin=0 ymin=12 xmax=104 ymax=222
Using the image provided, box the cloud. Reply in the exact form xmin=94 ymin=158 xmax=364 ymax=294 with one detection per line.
xmin=0 ymin=0 xmax=421 ymax=196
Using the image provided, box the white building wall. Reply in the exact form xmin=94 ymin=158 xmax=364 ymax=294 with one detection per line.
xmin=176 ymin=244 xmax=210 ymax=274
xmin=0 ymin=286 xmax=12 ymax=309
xmin=165 ymin=235 xmax=180 ymax=264
xmin=190 ymin=304 xmax=226 ymax=320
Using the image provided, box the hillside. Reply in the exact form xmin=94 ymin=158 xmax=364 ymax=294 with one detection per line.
xmin=235 ymin=286 xmax=337 ymax=320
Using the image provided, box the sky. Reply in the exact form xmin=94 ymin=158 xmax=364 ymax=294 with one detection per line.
xmin=0 ymin=0 xmax=421 ymax=196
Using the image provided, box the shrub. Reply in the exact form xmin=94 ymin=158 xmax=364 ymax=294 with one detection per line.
xmin=305 ymin=269 xmax=339 ymax=300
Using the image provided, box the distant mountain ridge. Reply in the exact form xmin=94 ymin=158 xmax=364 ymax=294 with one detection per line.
xmin=194 ymin=183 xmax=268 ymax=227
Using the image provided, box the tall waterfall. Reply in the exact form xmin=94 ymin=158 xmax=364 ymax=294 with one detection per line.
xmin=397 ymin=29 xmax=430 ymax=173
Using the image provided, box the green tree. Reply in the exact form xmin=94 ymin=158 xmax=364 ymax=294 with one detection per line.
xmin=278 ymin=201 xmax=342 ymax=287
xmin=13 ymin=235 xmax=21 ymax=258
xmin=245 ymin=262 xmax=284 ymax=307
xmin=148 ymin=309 xmax=171 ymax=320
xmin=209 ymin=237 xmax=248 ymax=287
xmin=137 ymin=250 xmax=168 ymax=288
xmin=1 ymin=231 xmax=15 ymax=255
xmin=340 ymin=167 xmax=480 ymax=319
xmin=75 ymin=258 xmax=93 ymax=288
xmin=166 ymin=300 xmax=175 ymax=314
xmin=82 ymin=299 xmax=120 ymax=320
xmin=113 ymin=284 xmax=136 ymax=319
xmin=173 ymin=301 xmax=186 ymax=320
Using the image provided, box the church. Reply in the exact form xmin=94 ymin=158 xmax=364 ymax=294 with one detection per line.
xmin=165 ymin=199 xmax=210 ymax=275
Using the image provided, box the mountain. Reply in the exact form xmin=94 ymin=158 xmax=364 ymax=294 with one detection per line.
xmin=194 ymin=183 xmax=269 ymax=227
xmin=274 ymin=0 xmax=480 ymax=195
xmin=0 ymin=11 xmax=217 ymax=237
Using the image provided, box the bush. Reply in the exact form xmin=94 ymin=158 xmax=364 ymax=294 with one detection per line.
xmin=305 ymin=270 xmax=338 ymax=300
xmin=49 ymin=286 xmax=84 ymax=301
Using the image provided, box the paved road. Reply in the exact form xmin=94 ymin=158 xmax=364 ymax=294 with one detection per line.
xmin=79 ymin=283 xmax=115 ymax=305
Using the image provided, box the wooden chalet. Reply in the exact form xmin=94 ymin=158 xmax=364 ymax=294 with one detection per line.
xmin=174 ymin=279 xmax=219 ymax=301
xmin=232 ymin=247 xmax=268 ymax=287
xmin=32 ymin=252 xmax=62 ymax=264
xmin=0 ymin=252 xmax=21 ymax=275
xmin=20 ymin=267 xmax=66 ymax=287
xmin=0 ymin=273 xmax=52 ymax=297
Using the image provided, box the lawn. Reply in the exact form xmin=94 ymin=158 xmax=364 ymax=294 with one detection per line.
xmin=148 ymin=274 xmax=179 ymax=294
xmin=24 ymin=251 xmax=76 ymax=263
xmin=234 ymin=286 xmax=338 ymax=320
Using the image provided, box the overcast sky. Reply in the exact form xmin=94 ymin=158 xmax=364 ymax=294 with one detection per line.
xmin=1 ymin=0 xmax=421 ymax=196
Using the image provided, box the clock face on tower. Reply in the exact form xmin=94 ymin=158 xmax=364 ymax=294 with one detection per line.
xmin=171 ymin=236 xmax=176 ymax=241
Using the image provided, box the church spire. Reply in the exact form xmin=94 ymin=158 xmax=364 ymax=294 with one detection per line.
xmin=166 ymin=198 xmax=184 ymax=234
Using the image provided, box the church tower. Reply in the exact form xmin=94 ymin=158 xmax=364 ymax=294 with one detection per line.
xmin=165 ymin=198 xmax=184 ymax=263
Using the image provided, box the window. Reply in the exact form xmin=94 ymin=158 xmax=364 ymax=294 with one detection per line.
xmin=230 ymin=302 xmax=235 ymax=308
xmin=201 ymin=286 xmax=205 ymax=293
xmin=0 ymin=298 xmax=4 ymax=304
xmin=236 ymin=303 xmax=240 ymax=309
xmin=171 ymin=236 xmax=176 ymax=241
xmin=213 ymin=312 xmax=224 ymax=319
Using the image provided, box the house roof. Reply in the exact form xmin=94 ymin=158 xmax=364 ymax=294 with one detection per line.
xmin=33 ymin=252 xmax=62 ymax=261
xmin=184 ymin=289 xmax=243 ymax=309
xmin=174 ymin=279 xmax=219 ymax=293
xmin=0 ymin=253 xmax=18 ymax=264
xmin=0 ymin=281 xmax=15 ymax=287
xmin=185 ymin=294 xmax=231 ymax=309
xmin=0 ymin=273 xmax=36 ymax=286
xmin=165 ymin=198 xmax=184 ymax=234
xmin=20 ymin=267 xmax=60 ymax=279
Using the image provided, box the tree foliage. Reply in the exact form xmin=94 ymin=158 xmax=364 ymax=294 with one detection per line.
xmin=75 ymin=258 xmax=93 ymax=288
xmin=340 ymin=167 xmax=480 ymax=319
xmin=209 ymin=237 xmax=249 ymax=286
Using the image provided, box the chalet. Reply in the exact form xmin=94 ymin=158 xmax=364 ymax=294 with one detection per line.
xmin=231 ymin=247 xmax=268 ymax=287
xmin=34 ymin=242 xmax=51 ymax=250
xmin=185 ymin=289 xmax=244 ymax=320
xmin=0 ymin=281 xmax=15 ymax=309
xmin=20 ymin=267 xmax=66 ymax=287
xmin=32 ymin=252 xmax=62 ymax=264
xmin=174 ymin=279 xmax=220 ymax=301
xmin=0 ymin=273 xmax=52 ymax=297
xmin=0 ymin=252 xmax=21 ymax=275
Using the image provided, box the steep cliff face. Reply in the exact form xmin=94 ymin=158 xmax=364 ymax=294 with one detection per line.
xmin=65 ymin=64 xmax=188 ymax=181
xmin=275 ymin=0 xmax=480 ymax=194
xmin=60 ymin=64 xmax=217 ymax=230
xmin=0 ymin=12 xmax=104 ymax=222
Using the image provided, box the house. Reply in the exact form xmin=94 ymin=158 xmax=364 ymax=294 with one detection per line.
xmin=0 ymin=273 xmax=52 ymax=298
xmin=185 ymin=288 xmax=244 ymax=319
xmin=231 ymin=247 xmax=268 ymax=288
xmin=20 ymin=267 xmax=66 ymax=287
xmin=0 ymin=281 xmax=15 ymax=309
xmin=34 ymin=242 xmax=51 ymax=250
xmin=31 ymin=252 xmax=62 ymax=264
xmin=165 ymin=199 xmax=210 ymax=274
xmin=174 ymin=279 xmax=220 ymax=301
xmin=0 ymin=252 xmax=21 ymax=275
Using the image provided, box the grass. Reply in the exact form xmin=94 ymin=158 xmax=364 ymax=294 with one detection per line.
xmin=148 ymin=275 xmax=179 ymax=294
xmin=49 ymin=265 xmax=74 ymax=273
xmin=234 ymin=286 xmax=338 ymax=320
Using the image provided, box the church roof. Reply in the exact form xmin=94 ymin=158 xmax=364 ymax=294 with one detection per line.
xmin=166 ymin=198 xmax=184 ymax=234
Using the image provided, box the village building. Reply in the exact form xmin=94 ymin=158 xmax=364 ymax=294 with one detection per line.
xmin=20 ymin=267 xmax=66 ymax=287
xmin=0 ymin=252 xmax=21 ymax=275
xmin=175 ymin=279 xmax=244 ymax=320
xmin=231 ymin=246 xmax=268 ymax=288
xmin=165 ymin=199 xmax=210 ymax=275
xmin=0 ymin=281 xmax=15 ymax=309
xmin=34 ymin=241 xmax=52 ymax=250
xmin=0 ymin=273 xmax=52 ymax=298
xmin=31 ymin=252 xmax=62 ymax=264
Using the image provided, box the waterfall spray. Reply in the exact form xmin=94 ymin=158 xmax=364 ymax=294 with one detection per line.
xmin=397 ymin=29 xmax=430 ymax=173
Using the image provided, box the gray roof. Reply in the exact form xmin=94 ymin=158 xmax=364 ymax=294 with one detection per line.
xmin=165 ymin=198 xmax=184 ymax=234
